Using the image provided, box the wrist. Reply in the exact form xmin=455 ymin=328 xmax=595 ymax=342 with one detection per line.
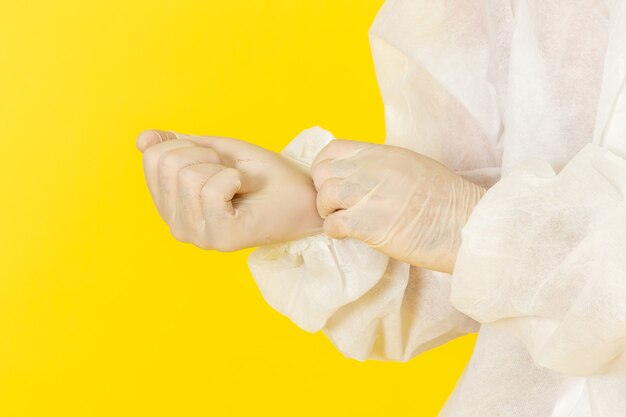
xmin=445 ymin=179 xmax=486 ymax=273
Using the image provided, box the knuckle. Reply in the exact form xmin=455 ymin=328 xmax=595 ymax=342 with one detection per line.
xmin=199 ymin=220 xmax=237 ymax=252
xmin=211 ymin=240 xmax=226 ymax=252
xmin=338 ymin=181 xmax=359 ymax=203
xmin=212 ymin=239 xmax=238 ymax=253
xmin=178 ymin=165 xmax=203 ymax=188
xmin=201 ymin=183 xmax=222 ymax=202
xmin=169 ymin=223 xmax=190 ymax=243
xmin=221 ymin=167 xmax=239 ymax=179
xmin=325 ymin=178 xmax=343 ymax=197
xmin=326 ymin=159 xmax=340 ymax=173
xmin=318 ymin=185 xmax=336 ymax=208
xmin=316 ymin=189 xmax=326 ymax=206
xmin=196 ymin=218 xmax=208 ymax=236
xmin=158 ymin=151 xmax=180 ymax=172
xmin=331 ymin=159 xmax=356 ymax=178
xmin=335 ymin=213 xmax=350 ymax=230
xmin=193 ymin=237 xmax=213 ymax=250
xmin=333 ymin=213 xmax=355 ymax=237
xmin=312 ymin=160 xmax=332 ymax=183
xmin=196 ymin=223 xmax=216 ymax=250
xmin=142 ymin=145 xmax=160 ymax=166
xmin=316 ymin=196 xmax=328 ymax=216
xmin=202 ymin=148 xmax=222 ymax=164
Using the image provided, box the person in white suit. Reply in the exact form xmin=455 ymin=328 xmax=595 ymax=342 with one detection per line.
xmin=136 ymin=1 xmax=626 ymax=415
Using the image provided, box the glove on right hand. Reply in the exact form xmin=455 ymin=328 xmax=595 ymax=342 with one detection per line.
xmin=311 ymin=140 xmax=486 ymax=273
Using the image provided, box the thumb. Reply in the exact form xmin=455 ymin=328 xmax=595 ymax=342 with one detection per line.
xmin=323 ymin=209 xmax=354 ymax=240
xmin=136 ymin=129 xmax=178 ymax=153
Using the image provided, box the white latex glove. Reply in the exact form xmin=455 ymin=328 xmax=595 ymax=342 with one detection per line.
xmin=136 ymin=129 xmax=323 ymax=251
xmin=311 ymin=140 xmax=486 ymax=273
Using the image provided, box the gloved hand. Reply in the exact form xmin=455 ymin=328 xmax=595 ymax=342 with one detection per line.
xmin=311 ymin=140 xmax=486 ymax=273
xmin=136 ymin=130 xmax=323 ymax=251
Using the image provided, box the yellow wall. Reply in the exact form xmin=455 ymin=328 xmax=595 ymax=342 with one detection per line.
xmin=0 ymin=1 xmax=476 ymax=415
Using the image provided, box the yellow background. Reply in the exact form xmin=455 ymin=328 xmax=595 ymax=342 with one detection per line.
xmin=0 ymin=1 xmax=476 ymax=415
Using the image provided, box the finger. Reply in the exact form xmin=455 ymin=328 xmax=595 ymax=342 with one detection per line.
xmin=142 ymin=139 xmax=197 ymax=216
xmin=158 ymin=146 xmax=223 ymax=224
xmin=201 ymin=167 xmax=243 ymax=219
xmin=311 ymin=139 xmax=368 ymax=172
xmin=316 ymin=178 xmax=365 ymax=218
xmin=311 ymin=158 xmax=358 ymax=190
xmin=174 ymin=133 xmax=222 ymax=149
xmin=174 ymin=163 xmax=226 ymax=244
xmin=136 ymin=129 xmax=178 ymax=153
xmin=323 ymin=209 xmax=354 ymax=240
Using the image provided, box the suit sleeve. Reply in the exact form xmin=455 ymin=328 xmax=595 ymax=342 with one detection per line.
xmin=451 ymin=143 xmax=626 ymax=376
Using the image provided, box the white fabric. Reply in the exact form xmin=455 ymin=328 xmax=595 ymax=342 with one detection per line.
xmin=248 ymin=0 xmax=626 ymax=415
xmin=451 ymin=143 xmax=626 ymax=376
xmin=250 ymin=127 xmax=479 ymax=359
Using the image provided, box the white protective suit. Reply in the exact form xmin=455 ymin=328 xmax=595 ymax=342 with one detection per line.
xmin=248 ymin=1 xmax=626 ymax=415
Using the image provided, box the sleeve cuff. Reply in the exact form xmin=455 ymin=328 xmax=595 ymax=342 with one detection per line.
xmin=451 ymin=143 xmax=626 ymax=375
xmin=248 ymin=126 xmax=390 ymax=332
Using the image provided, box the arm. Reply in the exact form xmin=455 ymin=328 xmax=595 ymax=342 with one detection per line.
xmin=451 ymin=143 xmax=626 ymax=376
xmin=250 ymin=0 xmax=503 ymax=361
xmin=448 ymin=0 xmax=626 ymax=377
xmin=249 ymin=127 xmax=479 ymax=361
